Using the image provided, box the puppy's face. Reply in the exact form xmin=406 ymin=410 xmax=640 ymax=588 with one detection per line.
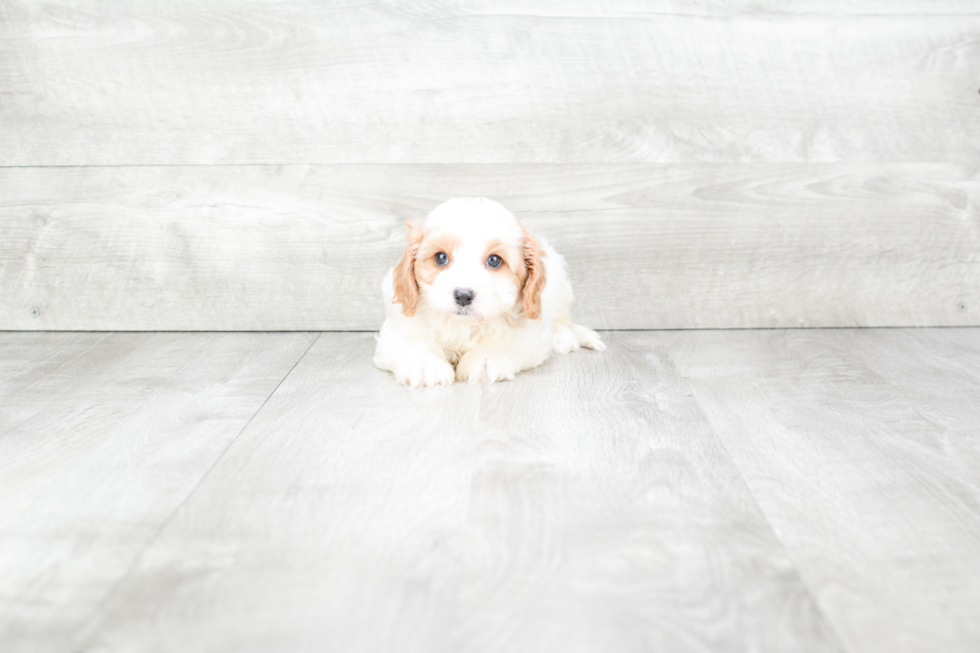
xmin=392 ymin=198 xmax=546 ymax=321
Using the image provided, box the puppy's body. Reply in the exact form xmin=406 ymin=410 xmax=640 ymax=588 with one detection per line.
xmin=374 ymin=198 xmax=604 ymax=387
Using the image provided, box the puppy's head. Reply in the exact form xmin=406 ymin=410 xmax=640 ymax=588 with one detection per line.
xmin=392 ymin=197 xmax=547 ymax=321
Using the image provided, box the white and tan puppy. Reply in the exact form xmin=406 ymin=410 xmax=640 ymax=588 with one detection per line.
xmin=374 ymin=197 xmax=604 ymax=387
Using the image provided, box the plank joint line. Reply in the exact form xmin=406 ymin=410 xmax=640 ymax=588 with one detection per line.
xmin=74 ymin=331 xmax=323 ymax=642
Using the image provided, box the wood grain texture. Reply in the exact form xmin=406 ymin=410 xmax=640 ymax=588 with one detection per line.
xmin=75 ymin=332 xmax=841 ymax=653
xmin=667 ymin=328 xmax=980 ymax=653
xmin=0 ymin=331 xmax=317 ymax=653
xmin=453 ymin=332 xmax=840 ymax=653
xmin=1 ymin=1 xmax=978 ymax=165
xmin=2 ymin=163 xmax=977 ymax=331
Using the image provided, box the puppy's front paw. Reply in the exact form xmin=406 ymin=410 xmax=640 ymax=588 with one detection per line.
xmin=456 ymin=350 xmax=518 ymax=384
xmin=553 ymin=326 xmax=582 ymax=354
xmin=395 ymin=357 xmax=455 ymax=388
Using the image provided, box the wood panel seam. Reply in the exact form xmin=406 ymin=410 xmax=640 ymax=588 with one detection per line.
xmin=71 ymin=331 xmax=323 ymax=647
xmin=669 ymin=354 xmax=853 ymax=653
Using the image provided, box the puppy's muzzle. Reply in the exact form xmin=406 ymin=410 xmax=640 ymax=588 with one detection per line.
xmin=454 ymin=288 xmax=475 ymax=307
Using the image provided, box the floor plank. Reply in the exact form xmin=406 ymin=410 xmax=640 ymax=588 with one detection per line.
xmin=453 ymin=332 xmax=841 ymax=653
xmin=666 ymin=328 xmax=980 ymax=653
xmin=76 ymin=333 xmax=486 ymax=653
xmin=0 ymin=331 xmax=318 ymax=653
xmin=2 ymin=163 xmax=976 ymax=331
xmin=2 ymin=1 xmax=977 ymax=165
xmin=76 ymin=332 xmax=840 ymax=653
xmin=6 ymin=329 xmax=980 ymax=652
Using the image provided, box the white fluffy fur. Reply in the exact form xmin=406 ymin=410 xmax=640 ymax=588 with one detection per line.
xmin=374 ymin=197 xmax=605 ymax=387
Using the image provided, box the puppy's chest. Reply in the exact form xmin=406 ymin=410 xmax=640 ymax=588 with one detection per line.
xmin=435 ymin=319 xmax=506 ymax=359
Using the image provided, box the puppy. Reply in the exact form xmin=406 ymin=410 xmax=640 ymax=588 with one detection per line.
xmin=374 ymin=197 xmax=605 ymax=387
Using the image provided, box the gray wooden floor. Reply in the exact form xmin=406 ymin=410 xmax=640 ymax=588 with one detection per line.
xmin=2 ymin=329 xmax=978 ymax=653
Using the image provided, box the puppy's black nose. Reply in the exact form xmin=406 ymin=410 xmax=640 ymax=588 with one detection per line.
xmin=454 ymin=288 xmax=475 ymax=307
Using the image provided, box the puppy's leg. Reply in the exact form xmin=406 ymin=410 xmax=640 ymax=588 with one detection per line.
xmin=456 ymin=327 xmax=551 ymax=384
xmin=552 ymin=325 xmax=581 ymax=354
xmin=374 ymin=324 xmax=455 ymax=388
xmin=455 ymin=347 xmax=519 ymax=384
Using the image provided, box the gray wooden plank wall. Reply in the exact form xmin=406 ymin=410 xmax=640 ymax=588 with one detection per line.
xmin=1 ymin=1 xmax=978 ymax=330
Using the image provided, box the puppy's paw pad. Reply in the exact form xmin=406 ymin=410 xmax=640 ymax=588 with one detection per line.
xmin=456 ymin=352 xmax=517 ymax=384
xmin=397 ymin=358 xmax=455 ymax=388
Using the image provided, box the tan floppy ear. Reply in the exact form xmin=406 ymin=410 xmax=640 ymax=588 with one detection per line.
xmin=392 ymin=220 xmax=423 ymax=316
xmin=521 ymin=226 xmax=547 ymax=319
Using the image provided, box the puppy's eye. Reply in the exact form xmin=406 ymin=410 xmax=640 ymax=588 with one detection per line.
xmin=487 ymin=255 xmax=503 ymax=269
xmin=435 ymin=252 xmax=449 ymax=266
